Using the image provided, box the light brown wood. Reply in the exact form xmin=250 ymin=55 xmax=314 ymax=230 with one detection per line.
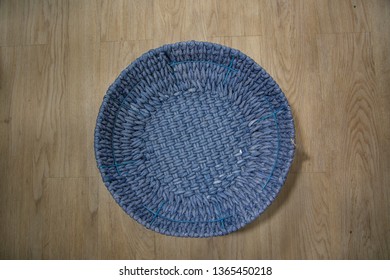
xmin=0 ymin=0 xmax=389 ymax=259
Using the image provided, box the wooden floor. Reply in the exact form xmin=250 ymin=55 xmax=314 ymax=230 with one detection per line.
xmin=1 ymin=0 xmax=389 ymax=260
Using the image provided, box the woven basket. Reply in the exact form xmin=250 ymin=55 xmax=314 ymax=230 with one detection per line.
xmin=94 ymin=41 xmax=295 ymax=237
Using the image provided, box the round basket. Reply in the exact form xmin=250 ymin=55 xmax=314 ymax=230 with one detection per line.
xmin=94 ymin=41 xmax=295 ymax=237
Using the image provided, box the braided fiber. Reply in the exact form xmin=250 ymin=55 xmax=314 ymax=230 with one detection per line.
xmin=94 ymin=41 xmax=295 ymax=237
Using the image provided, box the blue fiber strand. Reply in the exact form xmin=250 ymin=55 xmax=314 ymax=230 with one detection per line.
xmin=150 ymin=202 xmax=165 ymax=226
xmin=99 ymin=160 xmax=135 ymax=169
xmin=144 ymin=206 xmax=231 ymax=224
xmin=223 ymin=57 xmax=235 ymax=84
xmin=262 ymin=112 xmax=281 ymax=189
xmin=170 ymin=60 xmax=238 ymax=72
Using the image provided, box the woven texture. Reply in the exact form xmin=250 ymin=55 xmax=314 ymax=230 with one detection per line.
xmin=94 ymin=41 xmax=295 ymax=237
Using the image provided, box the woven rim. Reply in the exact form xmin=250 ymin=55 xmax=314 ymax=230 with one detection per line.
xmin=94 ymin=41 xmax=295 ymax=237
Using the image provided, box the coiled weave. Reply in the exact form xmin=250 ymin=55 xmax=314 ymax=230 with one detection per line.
xmin=94 ymin=41 xmax=295 ymax=237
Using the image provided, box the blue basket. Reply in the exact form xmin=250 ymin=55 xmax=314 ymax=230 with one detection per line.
xmin=94 ymin=41 xmax=295 ymax=237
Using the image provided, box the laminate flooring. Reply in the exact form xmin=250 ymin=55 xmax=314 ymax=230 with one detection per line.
xmin=0 ymin=0 xmax=389 ymax=259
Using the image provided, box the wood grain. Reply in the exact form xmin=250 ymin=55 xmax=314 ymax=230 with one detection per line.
xmin=100 ymin=0 xmax=153 ymax=41
xmin=317 ymin=32 xmax=387 ymax=258
xmin=42 ymin=178 xmax=98 ymax=259
xmin=0 ymin=0 xmax=51 ymax=46
xmin=0 ymin=0 xmax=389 ymax=259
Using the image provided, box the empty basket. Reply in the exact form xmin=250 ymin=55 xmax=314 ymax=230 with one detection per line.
xmin=94 ymin=41 xmax=295 ymax=237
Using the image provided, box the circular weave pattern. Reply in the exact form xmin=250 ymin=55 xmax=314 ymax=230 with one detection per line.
xmin=94 ymin=41 xmax=295 ymax=237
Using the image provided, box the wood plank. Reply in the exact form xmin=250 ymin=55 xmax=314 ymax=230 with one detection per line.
xmin=0 ymin=0 xmax=52 ymax=46
xmin=368 ymin=0 xmax=390 ymax=256
xmin=66 ymin=0 xmax=100 ymax=177
xmin=32 ymin=0 xmax=69 ymax=206
xmin=0 ymin=46 xmax=16 ymax=259
xmin=153 ymin=0 xmax=207 ymax=42
xmin=42 ymin=178 xmax=98 ymax=259
xmin=1 ymin=45 xmax=45 ymax=259
xmin=316 ymin=0 xmax=371 ymax=33
xmin=205 ymin=0 xmax=263 ymax=37
xmin=100 ymin=0 xmax=153 ymax=41
xmin=317 ymin=32 xmax=389 ymax=258
xmin=99 ymin=0 xmax=125 ymax=41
